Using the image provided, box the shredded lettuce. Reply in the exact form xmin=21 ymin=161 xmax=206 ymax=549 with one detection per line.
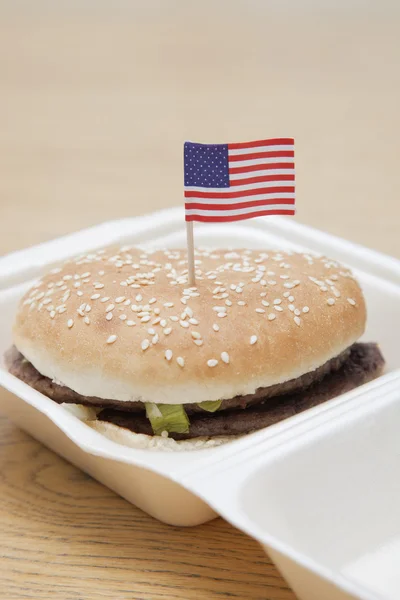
xmin=197 ymin=400 xmax=222 ymax=412
xmin=145 ymin=403 xmax=190 ymax=436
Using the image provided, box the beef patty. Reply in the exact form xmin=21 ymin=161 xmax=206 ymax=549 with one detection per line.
xmin=5 ymin=343 xmax=384 ymax=438
xmin=5 ymin=344 xmax=352 ymax=414
xmin=98 ymin=343 xmax=384 ymax=438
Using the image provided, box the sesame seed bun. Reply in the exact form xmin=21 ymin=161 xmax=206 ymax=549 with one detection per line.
xmin=13 ymin=246 xmax=366 ymax=406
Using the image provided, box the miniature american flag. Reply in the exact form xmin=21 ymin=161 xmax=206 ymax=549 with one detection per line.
xmin=184 ymin=138 xmax=295 ymax=222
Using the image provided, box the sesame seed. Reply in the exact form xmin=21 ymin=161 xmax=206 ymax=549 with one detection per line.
xmin=327 ymin=298 xmax=336 ymax=306
xmin=85 ymin=304 xmax=91 ymax=312
xmin=67 ymin=319 xmax=74 ymax=328
xmin=256 ymin=308 xmax=265 ymax=314
xmin=332 ymin=287 xmax=341 ymax=298
xmin=152 ymin=334 xmax=159 ymax=344
xmin=105 ymin=304 xmax=114 ymax=313
xmin=283 ymin=291 xmax=290 ymax=298
xmin=273 ymin=298 xmax=282 ymax=305
xmin=207 ymin=359 xmax=218 ymax=367
xmin=294 ymin=316 xmax=301 ymax=326
xmin=148 ymin=328 xmax=155 ymax=335
xmin=163 ymin=327 xmax=172 ymax=335
xmin=141 ymin=315 xmax=151 ymax=323
xmin=268 ymin=313 xmax=276 ymax=321
xmin=217 ymin=312 xmax=227 ymax=318
xmin=91 ymin=294 xmax=101 ymax=300
xmin=303 ymin=306 xmax=310 ymax=313
xmin=115 ymin=296 xmax=126 ymax=303
xmin=154 ymin=308 xmax=161 ymax=315
xmin=119 ymin=315 xmax=127 ymax=321
xmin=164 ymin=302 xmax=174 ymax=308
xmin=180 ymin=312 xmax=187 ymax=320
xmin=160 ymin=319 xmax=167 ymax=327
xmin=126 ymin=320 xmax=135 ymax=326
xmin=58 ymin=307 xmax=66 ymax=314
xmin=94 ymin=283 xmax=104 ymax=289
xmin=149 ymin=297 xmax=157 ymax=304
xmin=213 ymin=306 xmax=226 ymax=312
xmin=165 ymin=349 xmax=173 ymax=361
xmin=50 ymin=311 xmax=56 ymax=319
xmin=136 ymin=294 xmax=142 ymax=302
xmin=261 ymin=300 xmax=270 ymax=307
xmin=191 ymin=331 xmax=201 ymax=339
xmin=213 ymin=324 xmax=220 ymax=332
xmin=177 ymin=356 xmax=185 ymax=367
xmin=230 ymin=284 xmax=236 ymax=290
xmin=77 ymin=291 xmax=83 ymax=297
xmin=193 ymin=339 xmax=203 ymax=346
xmin=141 ymin=339 xmax=150 ymax=351
xmin=238 ymin=300 xmax=246 ymax=306
xmin=84 ymin=316 xmax=90 ymax=325
xmin=188 ymin=318 xmax=199 ymax=325
xmin=250 ymin=335 xmax=257 ymax=345
xmin=347 ymin=298 xmax=356 ymax=306
xmin=274 ymin=306 xmax=283 ymax=312
xmin=294 ymin=308 xmax=301 ymax=316
xmin=106 ymin=312 xmax=113 ymax=321
xmin=288 ymin=304 xmax=295 ymax=312
xmin=100 ymin=297 xmax=110 ymax=303
xmin=170 ymin=316 xmax=179 ymax=322
xmin=221 ymin=352 xmax=230 ymax=364
xmin=107 ymin=334 xmax=117 ymax=344
xmin=180 ymin=320 xmax=189 ymax=328
xmin=73 ymin=282 xmax=81 ymax=288
xmin=225 ymin=299 xmax=233 ymax=306
xmin=288 ymin=296 xmax=295 ymax=302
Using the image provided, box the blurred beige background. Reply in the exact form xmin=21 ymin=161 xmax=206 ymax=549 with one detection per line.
xmin=0 ymin=1 xmax=399 ymax=257
xmin=0 ymin=3 xmax=399 ymax=600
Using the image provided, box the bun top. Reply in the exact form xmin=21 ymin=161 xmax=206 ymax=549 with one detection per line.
xmin=13 ymin=246 xmax=366 ymax=405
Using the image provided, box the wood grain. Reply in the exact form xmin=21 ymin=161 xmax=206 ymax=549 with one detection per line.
xmin=0 ymin=3 xmax=399 ymax=599
xmin=0 ymin=415 xmax=296 ymax=600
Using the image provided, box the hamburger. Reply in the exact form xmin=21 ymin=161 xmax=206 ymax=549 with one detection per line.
xmin=5 ymin=246 xmax=384 ymax=450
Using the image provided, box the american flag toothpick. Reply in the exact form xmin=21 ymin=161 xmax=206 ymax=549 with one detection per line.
xmin=183 ymin=137 xmax=295 ymax=285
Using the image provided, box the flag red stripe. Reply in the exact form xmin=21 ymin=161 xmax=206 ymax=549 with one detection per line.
xmin=229 ymin=150 xmax=294 ymax=162
xmin=186 ymin=209 xmax=295 ymax=222
xmin=230 ymin=174 xmax=295 ymax=186
xmin=184 ymin=186 xmax=294 ymax=199
xmin=228 ymin=138 xmax=294 ymax=150
xmin=185 ymin=198 xmax=295 ymax=211
xmin=229 ymin=162 xmax=295 ymax=174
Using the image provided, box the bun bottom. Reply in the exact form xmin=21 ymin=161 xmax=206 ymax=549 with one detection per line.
xmin=61 ymin=404 xmax=233 ymax=451
xmin=88 ymin=419 xmax=235 ymax=451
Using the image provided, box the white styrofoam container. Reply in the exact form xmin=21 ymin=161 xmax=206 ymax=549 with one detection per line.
xmin=1 ymin=207 xmax=400 ymax=600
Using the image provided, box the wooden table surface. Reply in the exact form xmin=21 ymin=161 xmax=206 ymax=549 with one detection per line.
xmin=0 ymin=3 xmax=399 ymax=599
